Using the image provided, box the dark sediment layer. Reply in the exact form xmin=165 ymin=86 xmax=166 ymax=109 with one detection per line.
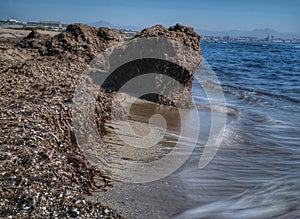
xmin=0 ymin=23 xmax=201 ymax=218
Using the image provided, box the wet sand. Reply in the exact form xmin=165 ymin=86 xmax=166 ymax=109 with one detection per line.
xmin=87 ymin=119 xmax=198 ymax=219
xmin=84 ymin=93 xmax=219 ymax=218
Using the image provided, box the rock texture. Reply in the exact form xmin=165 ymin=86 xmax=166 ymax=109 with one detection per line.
xmin=0 ymin=23 xmax=201 ymax=218
xmin=137 ymin=23 xmax=201 ymax=54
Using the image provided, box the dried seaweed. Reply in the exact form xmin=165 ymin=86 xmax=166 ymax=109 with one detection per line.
xmin=0 ymin=34 xmax=124 ymax=218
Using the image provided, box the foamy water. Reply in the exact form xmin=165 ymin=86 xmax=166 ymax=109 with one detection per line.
xmin=174 ymin=41 xmax=300 ymax=218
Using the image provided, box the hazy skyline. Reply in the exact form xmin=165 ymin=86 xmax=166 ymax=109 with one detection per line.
xmin=1 ymin=0 xmax=299 ymax=33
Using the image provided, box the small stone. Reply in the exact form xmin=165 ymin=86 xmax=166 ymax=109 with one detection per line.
xmin=70 ymin=209 xmax=79 ymax=218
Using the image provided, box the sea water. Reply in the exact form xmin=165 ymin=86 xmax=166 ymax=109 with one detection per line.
xmin=174 ymin=41 xmax=300 ymax=218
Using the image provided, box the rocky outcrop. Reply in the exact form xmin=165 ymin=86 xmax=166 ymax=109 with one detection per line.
xmin=138 ymin=24 xmax=202 ymax=107
xmin=95 ymin=23 xmax=202 ymax=107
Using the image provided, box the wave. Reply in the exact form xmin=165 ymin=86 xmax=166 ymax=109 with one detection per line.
xmin=173 ymin=174 xmax=300 ymax=219
xmin=195 ymin=103 xmax=239 ymax=116
xmin=205 ymin=80 xmax=300 ymax=104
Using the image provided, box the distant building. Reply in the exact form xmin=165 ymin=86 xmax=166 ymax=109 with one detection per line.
xmin=265 ymin=34 xmax=274 ymax=42
xmin=39 ymin=21 xmax=62 ymax=28
xmin=1 ymin=19 xmax=24 ymax=29
xmin=119 ymin=29 xmax=138 ymax=39
xmin=223 ymin=35 xmax=231 ymax=41
xmin=7 ymin=19 xmax=17 ymax=23
xmin=24 ymin=21 xmax=64 ymax=31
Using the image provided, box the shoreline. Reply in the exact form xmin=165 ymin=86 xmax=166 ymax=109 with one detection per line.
xmin=86 ymin=105 xmax=198 ymax=218
xmin=85 ymin=93 xmax=231 ymax=219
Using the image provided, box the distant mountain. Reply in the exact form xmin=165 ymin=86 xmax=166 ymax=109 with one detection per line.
xmin=87 ymin=21 xmax=300 ymax=39
xmin=196 ymin=28 xmax=300 ymax=39
xmin=88 ymin=20 xmax=115 ymax=28
xmin=88 ymin=20 xmax=142 ymax=31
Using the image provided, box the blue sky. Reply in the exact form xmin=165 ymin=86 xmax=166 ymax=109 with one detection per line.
xmin=0 ymin=0 xmax=299 ymax=33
